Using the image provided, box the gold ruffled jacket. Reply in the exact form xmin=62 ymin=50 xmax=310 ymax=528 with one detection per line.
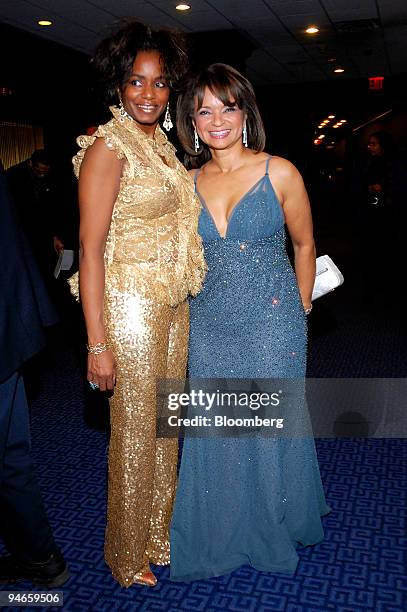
xmin=69 ymin=106 xmax=206 ymax=306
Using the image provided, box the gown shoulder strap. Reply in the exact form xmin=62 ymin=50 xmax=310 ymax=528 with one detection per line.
xmin=265 ymin=155 xmax=272 ymax=175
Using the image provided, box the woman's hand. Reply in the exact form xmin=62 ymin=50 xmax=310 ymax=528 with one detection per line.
xmin=303 ymin=302 xmax=313 ymax=316
xmin=53 ymin=236 xmax=64 ymax=255
xmin=87 ymin=350 xmax=116 ymax=391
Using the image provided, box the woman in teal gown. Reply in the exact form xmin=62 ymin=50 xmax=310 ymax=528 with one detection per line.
xmin=170 ymin=64 xmax=330 ymax=582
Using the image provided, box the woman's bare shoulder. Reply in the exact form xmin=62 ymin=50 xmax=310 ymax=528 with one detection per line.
xmin=268 ymin=155 xmax=300 ymax=179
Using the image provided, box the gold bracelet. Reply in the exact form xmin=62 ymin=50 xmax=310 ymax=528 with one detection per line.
xmin=87 ymin=342 xmax=109 ymax=355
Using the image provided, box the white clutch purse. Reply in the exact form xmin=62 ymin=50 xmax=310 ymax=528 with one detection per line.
xmin=312 ymin=255 xmax=344 ymax=301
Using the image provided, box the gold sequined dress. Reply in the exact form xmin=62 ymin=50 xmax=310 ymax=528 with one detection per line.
xmin=70 ymin=106 xmax=206 ymax=587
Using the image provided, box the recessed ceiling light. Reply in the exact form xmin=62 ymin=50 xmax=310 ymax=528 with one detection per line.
xmin=333 ymin=125 xmax=340 ymax=128
xmin=305 ymin=26 xmax=319 ymax=34
xmin=176 ymin=3 xmax=191 ymax=10
xmin=334 ymin=67 xmax=345 ymax=73
xmin=318 ymin=134 xmax=325 ymax=138
xmin=328 ymin=115 xmax=335 ymax=119
xmin=340 ymin=119 xmax=347 ymax=123
xmin=38 ymin=19 xmax=53 ymax=26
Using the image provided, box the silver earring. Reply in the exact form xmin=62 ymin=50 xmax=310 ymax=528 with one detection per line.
xmin=242 ymin=123 xmax=248 ymax=147
xmin=194 ymin=127 xmax=200 ymax=153
xmin=163 ymin=102 xmax=173 ymax=131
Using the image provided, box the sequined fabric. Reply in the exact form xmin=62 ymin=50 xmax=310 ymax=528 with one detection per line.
xmin=104 ymin=294 xmax=188 ymax=586
xmin=70 ymin=106 xmax=206 ymax=306
xmin=170 ymin=159 xmax=330 ymax=582
xmin=70 ymin=107 xmax=205 ymax=587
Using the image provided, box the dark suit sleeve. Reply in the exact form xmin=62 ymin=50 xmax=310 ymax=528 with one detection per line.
xmin=0 ymin=168 xmax=58 ymax=382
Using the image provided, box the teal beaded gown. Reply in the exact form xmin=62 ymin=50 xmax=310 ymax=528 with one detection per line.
xmin=170 ymin=157 xmax=329 ymax=582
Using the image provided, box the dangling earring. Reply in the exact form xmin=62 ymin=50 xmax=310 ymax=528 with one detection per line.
xmin=163 ymin=102 xmax=173 ymax=131
xmin=194 ymin=127 xmax=200 ymax=153
xmin=118 ymin=96 xmax=130 ymax=123
xmin=242 ymin=123 xmax=248 ymax=148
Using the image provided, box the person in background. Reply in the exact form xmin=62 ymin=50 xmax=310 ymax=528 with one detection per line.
xmin=354 ymin=131 xmax=407 ymax=304
xmin=0 ymin=166 xmax=69 ymax=588
xmin=365 ymin=131 xmax=393 ymax=208
xmin=6 ymin=149 xmax=64 ymax=286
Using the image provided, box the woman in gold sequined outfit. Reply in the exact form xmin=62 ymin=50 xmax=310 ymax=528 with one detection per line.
xmin=69 ymin=21 xmax=205 ymax=587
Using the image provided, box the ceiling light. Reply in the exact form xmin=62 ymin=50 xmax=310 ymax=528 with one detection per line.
xmin=176 ymin=3 xmax=191 ymax=10
xmin=334 ymin=67 xmax=345 ymax=73
xmin=328 ymin=115 xmax=335 ymax=119
xmin=38 ymin=19 xmax=52 ymax=26
xmin=340 ymin=119 xmax=347 ymax=123
xmin=305 ymin=26 xmax=319 ymax=34
xmin=333 ymin=125 xmax=339 ymax=129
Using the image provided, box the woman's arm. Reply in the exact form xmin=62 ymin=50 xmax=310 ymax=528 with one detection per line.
xmin=274 ymin=158 xmax=316 ymax=311
xmin=78 ymin=138 xmax=123 ymax=391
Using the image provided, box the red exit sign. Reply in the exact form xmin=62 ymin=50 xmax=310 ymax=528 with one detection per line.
xmin=369 ymin=76 xmax=384 ymax=90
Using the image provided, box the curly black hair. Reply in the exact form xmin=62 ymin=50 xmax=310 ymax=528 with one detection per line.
xmin=92 ymin=19 xmax=189 ymax=106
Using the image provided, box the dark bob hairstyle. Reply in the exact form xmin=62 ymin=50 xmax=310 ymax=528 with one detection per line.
xmin=92 ymin=19 xmax=189 ymax=106
xmin=177 ymin=63 xmax=266 ymax=167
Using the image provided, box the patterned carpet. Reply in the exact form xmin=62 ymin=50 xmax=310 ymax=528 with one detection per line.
xmin=1 ymin=294 xmax=406 ymax=611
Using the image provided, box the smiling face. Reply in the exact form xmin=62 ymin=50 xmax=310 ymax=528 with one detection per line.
xmin=121 ymin=50 xmax=170 ymax=136
xmin=193 ymin=87 xmax=246 ymax=151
